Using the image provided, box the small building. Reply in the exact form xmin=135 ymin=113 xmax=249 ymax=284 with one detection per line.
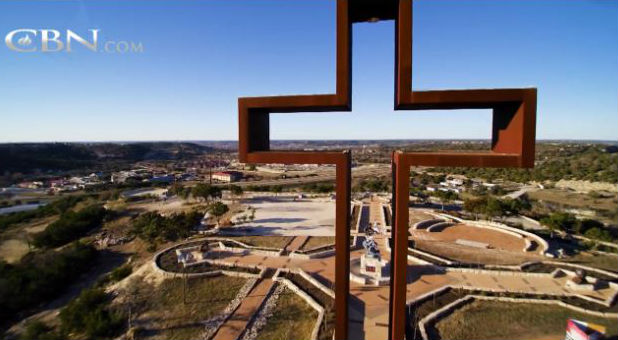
xmin=211 ymin=171 xmax=242 ymax=183
xmin=17 ymin=181 xmax=43 ymax=189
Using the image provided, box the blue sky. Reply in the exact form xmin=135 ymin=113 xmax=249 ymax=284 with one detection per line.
xmin=0 ymin=0 xmax=616 ymax=142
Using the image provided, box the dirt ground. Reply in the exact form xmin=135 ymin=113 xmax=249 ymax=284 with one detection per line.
xmin=228 ymin=196 xmax=336 ymax=236
xmin=410 ymin=223 xmax=541 ymax=265
xmin=120 ymin=197 xmax=210 ymax=215
xmin=411 ymin=224 xmax=527 ymax=253
xmin=0 ymin=216 xmax=56 ymax=263
xmin=414 ymin=239 xmax=540 ymax=265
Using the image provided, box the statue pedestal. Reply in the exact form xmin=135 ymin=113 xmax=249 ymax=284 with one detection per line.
xmin=349 ymin=254 xmax=391 ymax=286
xmin=360 ymin=254 xmax=390 ymax=279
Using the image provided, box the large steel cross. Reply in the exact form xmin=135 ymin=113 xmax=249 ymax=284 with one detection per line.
xmin=237 ymin=1 xmax=536 ymax=340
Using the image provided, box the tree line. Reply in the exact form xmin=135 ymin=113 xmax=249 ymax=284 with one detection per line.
xmin=0 ymin=242 xmax=98 ymax=325
xmin=32 ymin=204 xmax=108 ymax=248
xmin=0 ymin=195 xmax=87 ymax=231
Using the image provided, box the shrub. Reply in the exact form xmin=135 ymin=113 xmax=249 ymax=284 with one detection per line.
xmin=0 ymin=242 xmax=98 ymax=323
xmin=109 ymin=264 xmax=132 ymax=282
xmin=540 ymin=212 xmax=577 ymax=232
xmin=20 ymin=321 xmax=62 ymax=340
xmin=60 ymin=288 xmax=124 ymax=338
xmin=583 ymin=227 xmax=613 ymax=242
xmin=32 ymin=204 xmax=107 ymax=248
xmin=131 ymin=210 xmax=203 ymax=246
xmin=0 ymin=195 xmax=87 ymax=231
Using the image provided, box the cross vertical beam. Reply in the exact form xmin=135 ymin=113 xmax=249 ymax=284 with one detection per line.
xmin=389 ymin=1 xmax=536 ymax=339
xmin=335 ymin=151 xmax=352 ymax=340
xmin=391 ymin=152 xmax=410 ymax=340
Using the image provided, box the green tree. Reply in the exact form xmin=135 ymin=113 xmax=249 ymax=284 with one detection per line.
xmin=574 ymin=218 xmax=603 ymax=235
xmin=192 ymin=183 xmax=210 ymax=202
xmin=433 ymin=190 xmax=458 ymax=211
xmin=540 ymin=212 xmax=577 ymax=232
xmin=32 ymin=204 xmax=107 ymax=248
xmin=229 ymin=185 xmax=243 ymax=203
xmin=131 ymin=210 xmax=202 ymax=246
xmin=272 ymin=185 xmax=283 ymax=196
xmin=463 ymin=197 xmax=485 ymax=219
xmin=583 ymin=227 xmax=613 ymax=242
xmin=192 ymin=183 xmax=222 ymax=202
xmin=484 ymin=197 xmax=505 ymax=220
xmin=60 ymin=288 xmax=123 ymax=338
xmin=169 ymin=183 xmax=190 ymax=199
xmin=209 ymin=202 xmax=229 ymax=224
xmin=20 ymin=321 xmax=62 ymax=340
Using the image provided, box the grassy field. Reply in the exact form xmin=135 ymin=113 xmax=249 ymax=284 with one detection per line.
xmin=436 ymin=300 xmax=618 ymax=340
xmin=255 ymin=287 xmax=318 ymax=340
xmin=409 ymin=210 xmax=437 ymax=226
xmin=561 ymin=251 xmax=618 ymax=273
xmin=301 ymin=236 xmax=335 ymax=250
xmin=227 ymin=236 xmax=293 ymax=249
xmin=130 ymin=275 xmax=246 ymax=340
xmin=0 ymin=215 xmax=56 ymax=263
xmin=528 ymin=189 xmax=618 ymax=212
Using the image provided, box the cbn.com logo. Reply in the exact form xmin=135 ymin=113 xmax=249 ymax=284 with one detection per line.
xmin=4 ymin=29 xmax=143 ymax=54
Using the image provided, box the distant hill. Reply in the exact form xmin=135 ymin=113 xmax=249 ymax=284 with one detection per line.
xmin=0 ymin=142 xmax=216 ymax=173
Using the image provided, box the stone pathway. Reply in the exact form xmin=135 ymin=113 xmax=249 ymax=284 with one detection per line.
xmin=212 ymin=278 xmax=274 ymax=340
xmin=284 ymin=236 xmax=308 ymax=253
xmin=369 ymin=198 xmax=384 ymax=227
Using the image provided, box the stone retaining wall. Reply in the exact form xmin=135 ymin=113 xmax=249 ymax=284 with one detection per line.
xmin=219 ymin=241 xmax=282 ymax=257
xmin=444 ymin=266 xmax=558 ymax=279
xmin=426 ymin=221 xmax=455 ymax=232
xmin=289 ymin=248 xmax=336 ymax=260
xmin=413 ymin=219 xmax=445 ymax=230
xmin=298 ymin=268 xmax=336 ymax=299
xmin=408 ymin=247 xmax=455 ymax=266
xmin=543 ymin=260 xmax=618 ymax=280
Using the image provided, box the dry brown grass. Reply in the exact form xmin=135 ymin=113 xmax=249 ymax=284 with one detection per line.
xmin=409 ymin=210 xmax=436 ymax=226
xmin=436 ymin=299 xmax=618 ymax=340
xmin=559 ymin=251 xmax=618 ymax=273
xmin=225 ymin=236 xmax=293 ymax=249
xmin=126 ymin=275 xmax=247 ymax=340
xmin=255 ymin=287 xmax=318 ymax=340
xmin=0 ymin=215 xmax=56 ymax=263
xmin=301 ymin=237 xmax=335 ymax=250
xmin=528 ymin=189 xmax=617 ymax=212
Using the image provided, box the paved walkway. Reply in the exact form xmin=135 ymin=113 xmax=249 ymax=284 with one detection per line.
xmin=198 ymin=205 xmax=618 ymax=340
xmin=212 ymin=278 xmax=274 ymax=340
xmin=284 ymin=236 xmax=308 ymax=253
xmin=369 ymin=197 xmax=384 ymax=227
xmin=204 ymin=243 xmax=617 ymax=340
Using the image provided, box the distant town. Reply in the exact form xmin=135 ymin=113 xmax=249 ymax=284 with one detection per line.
xmin=0 ymin=140 xmax=617 ymax=340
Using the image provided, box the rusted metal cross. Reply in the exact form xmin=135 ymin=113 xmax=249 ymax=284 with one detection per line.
xmin=237 ymin=1 xmax=536 ymax=339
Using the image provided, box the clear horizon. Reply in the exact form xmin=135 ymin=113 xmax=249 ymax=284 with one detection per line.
xmin=1 ymin=138 xmax=617 ymax=144
xmin=1 ymin=0 xmax=617 ymax=142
